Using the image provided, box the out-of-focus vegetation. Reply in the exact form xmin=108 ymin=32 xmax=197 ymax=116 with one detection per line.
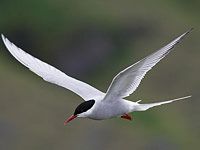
xmin=0 ymin=0 xmax=199 ymax=150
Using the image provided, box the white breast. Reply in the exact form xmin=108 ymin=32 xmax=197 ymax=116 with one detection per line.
xmin=85 ymin=99 xmax=135 ymax=120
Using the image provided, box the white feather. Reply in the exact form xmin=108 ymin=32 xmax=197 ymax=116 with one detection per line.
xmin=1 ymin=34 xmax=105 ymax=101
xmin=134 ymin=95 xmax=191 ymax=111
xmin=104 ymin=29 xmax=192 ymax=102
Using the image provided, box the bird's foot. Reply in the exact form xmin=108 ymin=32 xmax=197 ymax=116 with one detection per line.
xmin=121 ymin=113 xmax=132 ymax=121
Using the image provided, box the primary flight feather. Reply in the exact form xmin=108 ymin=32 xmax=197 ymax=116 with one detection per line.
xmin=1 ymin=29 xmax=192 ymax=125
xmin=1 ymin=34 xmax=105 ymax=101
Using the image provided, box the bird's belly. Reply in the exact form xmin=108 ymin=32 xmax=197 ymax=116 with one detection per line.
xmin=88 ymin=112 xmax=119 ymax=120
xmin=88 ymin=101 xmax=129 ymax=120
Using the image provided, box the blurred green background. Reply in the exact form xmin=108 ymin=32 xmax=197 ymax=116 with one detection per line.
xmin=0 ymin=0 xmax=199 ymax=150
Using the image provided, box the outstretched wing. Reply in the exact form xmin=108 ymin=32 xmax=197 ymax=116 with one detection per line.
xmin=104 ymin=29 xmax=192 ymax=101
xmin=1 ymin=34 xmax=105 ymax=101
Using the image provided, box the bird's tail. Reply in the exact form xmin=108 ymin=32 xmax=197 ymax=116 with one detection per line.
xmin=134 ymin=95 xmax=191 ymax=111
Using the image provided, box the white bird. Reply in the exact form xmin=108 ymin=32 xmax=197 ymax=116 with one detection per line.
xmin=1 ymin=29 xmax=192 ymax=125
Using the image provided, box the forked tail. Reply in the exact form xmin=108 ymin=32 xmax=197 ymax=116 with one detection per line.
xmin=134 ymin=95 xmax=191 ymax=111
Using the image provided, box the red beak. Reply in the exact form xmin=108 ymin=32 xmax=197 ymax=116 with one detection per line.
xmin=64 ymin=115 xmax=77 ymax=125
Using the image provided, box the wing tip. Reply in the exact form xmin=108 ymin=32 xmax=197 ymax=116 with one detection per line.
xmin=188 ymin=27 xmax=194 ymax=32
xmin=184 ymin=28 xmax=193 ymax=36
xmin=169 ymin=28 xmax=193 ymax=48
xmin=178 ymin=28 xmax=193 ymax=40
xmin=1 ymin=34 xmax=9 ymax=47
xmin=1 ymin=34 xmax=5 ymax=41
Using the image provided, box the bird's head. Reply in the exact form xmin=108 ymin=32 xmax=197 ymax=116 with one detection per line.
xmin=64 ymin=100 xmax=95 ymax=125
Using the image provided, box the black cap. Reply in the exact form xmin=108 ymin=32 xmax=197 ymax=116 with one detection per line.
xmin=74 ymin=100 xmax=95 ymax=115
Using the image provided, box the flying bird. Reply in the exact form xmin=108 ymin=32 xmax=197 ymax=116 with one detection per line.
xmin=1 ymin=29 xmax=192 ymax=125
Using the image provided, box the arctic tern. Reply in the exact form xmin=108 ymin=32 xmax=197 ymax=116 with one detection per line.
xmin=1 ymin=29 xmax=192 ymax=125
